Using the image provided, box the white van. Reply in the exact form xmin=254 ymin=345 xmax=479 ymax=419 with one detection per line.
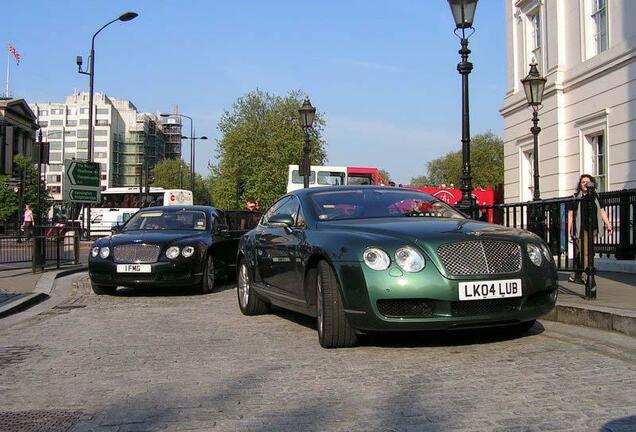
xmin=287 ymin=165 xmax=347 ymax=192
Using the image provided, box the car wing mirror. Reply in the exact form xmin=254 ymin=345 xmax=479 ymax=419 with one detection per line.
xmin=216 ymin=223 xmax=230 ymax=234
xmin=111 ymin=225 xmax=121 ymax=234
xmin=267 ymin=214 xmax=295 ymax=230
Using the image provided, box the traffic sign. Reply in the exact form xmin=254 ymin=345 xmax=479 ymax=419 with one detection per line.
xmin=63 ymin=160 xmax=101 ymax=203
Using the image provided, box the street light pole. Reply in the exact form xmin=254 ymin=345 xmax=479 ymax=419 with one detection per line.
xmin=298 ymin=97 xmax=316 ymax=189
xmin=77 ymin=11 xmax=138 ymax=239
xmin=521 ymin=60 xmax=547 ymax=238
xmin=448 ymin=0 xmax=478 ymax=216
xmin=160 ymin=113 xmax=193 ymax=191
xmin=180 ymin=134 xmax=208 ymax=199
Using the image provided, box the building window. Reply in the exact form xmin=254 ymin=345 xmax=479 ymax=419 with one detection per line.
xmin=77 ymin=129 xmax=88 ymax=138
xmin=64 ymin=130 xmax=76 ymax=137
xmin=521 ymin=149 xmax=535 ymax=201
xmin=47 ymin=130 xmax=62 ymax=139
xmin=48 ymin=164 xmax=62 ymax=172
xmin=94 ymin=129 xmax=108 ymax=136
xmin=66 ymin=120 xmax=77 ymax=126
xmin=95 ymin=119 xmax=109 ymax=126
xmin=95 ymin=152 xmax=108 ymax=159
xmin=49 ymin=142 xmax=62 ymax=150
xmin=50 ymin=119 xmax=64 ymax=126
xmin=529 ymin=9 xmax=542 ymax=67
xmin=101 ymin=174 xmax=108 ymax=181
xmin=77 ymin=151 xmax=88 ymax=159
xmin=49 ymin=152 xmax=62 ymax=162
xmin=39 ymin=110 xmax=48 ymax=116
xmin=46 ymin=174 xmax=62 ymax=183
xmin=39 ymin=121 xmax=48 ymax=127
xmin=591 ymin=0 xmax=608 ymax=55
xmin=79 ymin=119 xmax=88 ymax=125
xmin=96 ymin=108 xmax=109 ymax=115
xmin=587 ymin=133 xmax=606 ymax=192
xmin=94 ymin=140 xmax=108 ymax=147
xmin=47 ymin=186 xmax=61 ymax=194
xmin=79 ymin=108 xmax=88 ymax=114
xmin=66 ymin=108 xmax=75 ymax=115
xmin=50 ymin=108 xmax=64 ymax=115
xmin=77 ymin=141 xmax=89 ymax=149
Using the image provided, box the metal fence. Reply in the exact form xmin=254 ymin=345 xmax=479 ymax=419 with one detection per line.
xmin=477 ymin=188 xmax=636 ymax=299
xmin=0 ymin=225 xmax=81 ymax=271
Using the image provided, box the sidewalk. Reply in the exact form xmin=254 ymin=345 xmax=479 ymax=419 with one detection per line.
xmin=544 ymin=272 xmax=636 ymax=337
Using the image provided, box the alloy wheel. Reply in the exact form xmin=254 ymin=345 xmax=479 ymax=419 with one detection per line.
xmin=238 ymin=263 xmax=250 ymax=308
xmin=317 ymin=274 xmax=324 ymax=336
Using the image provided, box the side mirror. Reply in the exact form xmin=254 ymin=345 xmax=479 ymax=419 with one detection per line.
xmin=216 ymin=223 xmax=229 ymax=233
xmin=111 ymin=225 xmax=121 ymax=234
xmin=268 ymin=214 xmax=295 ymax=229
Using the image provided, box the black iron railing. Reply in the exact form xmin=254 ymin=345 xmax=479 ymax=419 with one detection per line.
xmin=0 ymin=225 xmax=81 ymax=271
xmin=476 ymin=188 xmax=636 ymax=299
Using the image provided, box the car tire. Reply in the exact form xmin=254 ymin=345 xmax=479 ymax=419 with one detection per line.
xmin=91 ymin=282 xmax=116 ymax=295
xmin=316 ymin=260 xmax=358 ymax=348
xmin=200 ymin=254 xmax=215 ymax=294
xmin=237 ymin=258 xmax=269 ymax=315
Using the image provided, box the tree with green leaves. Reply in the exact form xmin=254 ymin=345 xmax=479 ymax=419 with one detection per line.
xmin=409 ymin=175 xmax=430 ymax=187
xmin=211 ymin=89 xmax=327 ymax=209
xmin=11 ymin=155 xmax=52 ymax=222
xmin=378 ymin=169 xmax=392 ymax=184
xmin=151 ymin=158 xmax=213 ymax=205
xmin=0 ymin=175 xmax=18 ymax=222
xmin=422 ymin=131 xmax=503 ymax=188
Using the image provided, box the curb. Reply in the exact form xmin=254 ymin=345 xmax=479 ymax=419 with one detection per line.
xmin=542 ymin=302 xmax=636 ymax=337
xmin=0 ymin=265 xmax=88 ymax=319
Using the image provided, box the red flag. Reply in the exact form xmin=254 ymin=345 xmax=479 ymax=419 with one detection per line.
xmin=8 ymin=44 xmax=21 ymax=65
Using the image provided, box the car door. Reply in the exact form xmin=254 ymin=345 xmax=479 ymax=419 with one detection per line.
xmin=255 ymin=196 xmax=302 ymax=296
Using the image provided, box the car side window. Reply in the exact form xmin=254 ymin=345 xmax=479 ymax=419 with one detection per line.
xmin=275 ymin=197 xmax=300 ymax=225
xmin=261 ymin=196 xmax=292 ymax=225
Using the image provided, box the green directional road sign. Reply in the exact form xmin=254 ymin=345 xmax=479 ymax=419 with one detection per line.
xmin=63 ymin=160 xmax=101 ymax=203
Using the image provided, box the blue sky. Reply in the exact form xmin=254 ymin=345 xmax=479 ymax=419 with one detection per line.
xmin=3 ymin=1 xmax=506 ymax=184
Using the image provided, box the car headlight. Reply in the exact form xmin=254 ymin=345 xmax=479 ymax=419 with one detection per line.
xmin=99 ymin=246 xmax=110 ymax=259
xmin=527 ymin=244 xmax=542 ymax=267
xmin=363 ymin=247 xmax=390 ymax=271
xmin=91 ymin=246 xmax=99 ymax=257
xmin=540 ymin=243 xmax=552 ymax=261
xmin=395 ymin=246 xmax=425 ymax=272
xmin=182 ymin=246 xmax=195 ymax=258
xmin=166 ymin=246 xmax=180 ymax=259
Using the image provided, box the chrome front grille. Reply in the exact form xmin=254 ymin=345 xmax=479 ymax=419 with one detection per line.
xmin=113 ymin=244 xmax=160 ymax=264
xmin=437 ymin=240 xmax=521 ymax=276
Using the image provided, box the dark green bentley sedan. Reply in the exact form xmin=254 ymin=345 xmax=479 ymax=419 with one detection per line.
xmin=236 ymin=186 xmax=557 ymax=348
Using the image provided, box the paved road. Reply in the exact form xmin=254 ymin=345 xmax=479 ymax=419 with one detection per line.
xmin=0 ymin=274 xmax=635 ymax=432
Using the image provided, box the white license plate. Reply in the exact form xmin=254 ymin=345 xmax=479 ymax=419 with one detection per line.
xmin=459 ymin=279 xmax=522 ymax=301
xmin=116 ymin=264 xmax=151 ymax=273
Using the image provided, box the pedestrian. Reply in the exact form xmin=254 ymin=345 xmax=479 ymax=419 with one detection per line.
xmin=244 ymin=197 xmax=258 ymax=212
xmin=241 ymin=198 xmax=261 ymax=229
xmin=22 ymin=204 xmax=34 ymax=240
xmin=567 ymin=174 xmax=613 ymax=284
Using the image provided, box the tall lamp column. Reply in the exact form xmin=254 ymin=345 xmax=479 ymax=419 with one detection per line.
xmin=448 ymin=0 xmax=478 ymax=215
xmin=521 ymin=60 xmax=547 ymax=237
xmin=298 ymin=97 xmax=316 ymax=189
xmin=181 ymin=134 xmax=208 ymax=197
xmin=77 ymin=11 xmax=138 ymax=239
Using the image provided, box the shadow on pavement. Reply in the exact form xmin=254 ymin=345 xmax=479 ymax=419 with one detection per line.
xmin=110 ymin=281 xmax=236 ymax=297
xmin=600 ymin=415 xmax=636 ymax=431
xmin=271 ymin=307 xmax=545 ymax=348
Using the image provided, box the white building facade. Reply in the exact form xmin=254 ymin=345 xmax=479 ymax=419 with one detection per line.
xmin=30 ymin=93 xmax=179 ymax=201
xmin=501 ymin=0 xmax=636 ymax=202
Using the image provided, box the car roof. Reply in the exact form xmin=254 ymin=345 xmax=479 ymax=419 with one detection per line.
xmin=138 ymin=205 xmax=215 ymax=213
xmin=289 ymin=185 xmax=422 ymax=198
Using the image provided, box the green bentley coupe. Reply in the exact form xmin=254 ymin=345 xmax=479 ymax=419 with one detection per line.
xmin=236 ymin=186 xmax=557 ymax=348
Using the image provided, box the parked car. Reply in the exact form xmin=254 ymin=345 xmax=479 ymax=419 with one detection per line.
xmin=236 ymin=186 xmax=558 ymax=348
xmin=88 ymin=205 xmax=257 ymax=295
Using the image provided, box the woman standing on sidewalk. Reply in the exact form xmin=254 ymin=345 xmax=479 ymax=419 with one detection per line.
xmin=567 ymin=174 xmax=613 ymax=283
xmin=22 ymin=204 xmax=34 ymax=240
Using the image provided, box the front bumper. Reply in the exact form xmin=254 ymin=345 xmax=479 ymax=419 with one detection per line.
xmin=89 ymin=259 xmax=203 ymax=288
xmin=333 ymin=261 xmax=558 ymax=332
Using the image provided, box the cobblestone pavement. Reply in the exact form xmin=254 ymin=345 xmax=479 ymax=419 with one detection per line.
xmin=0 ymin=274 xmax=635 ymax=432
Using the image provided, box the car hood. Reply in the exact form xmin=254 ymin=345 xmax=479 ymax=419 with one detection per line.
xmin=318 ymin=218 xmax=535 ymax=245
xmin=107 ymin=230 xmax=207 ymax=246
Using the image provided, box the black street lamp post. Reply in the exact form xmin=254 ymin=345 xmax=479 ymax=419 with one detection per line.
xmin=448 ymin=0 xmax=478 ymax=216
xmin=77 ymin=11 xmax=138 ymax=239
xmin=521 ymin=60 xmax=547 ymax=238
xmin=160 ymin=113 xmax=193 ymax=190
xmin=181 ymin=134 xmax=208 ymax=197
xmin=298 ymin=97 xmax=316 ymax=189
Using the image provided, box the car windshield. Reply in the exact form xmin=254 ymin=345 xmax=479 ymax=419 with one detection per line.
xmin=310 ymin=189 xmax=465 ymax=221
xmin=122 ymin=210 xmax=207 ymax=231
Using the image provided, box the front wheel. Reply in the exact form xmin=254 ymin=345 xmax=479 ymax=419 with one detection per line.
xmin=237 ymin=259 xmax=269 ymax=315
xmin=199 ymin=254 xmax=215 ymax=294
xmin=316 ymin=260 xmax=358 ymax=348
